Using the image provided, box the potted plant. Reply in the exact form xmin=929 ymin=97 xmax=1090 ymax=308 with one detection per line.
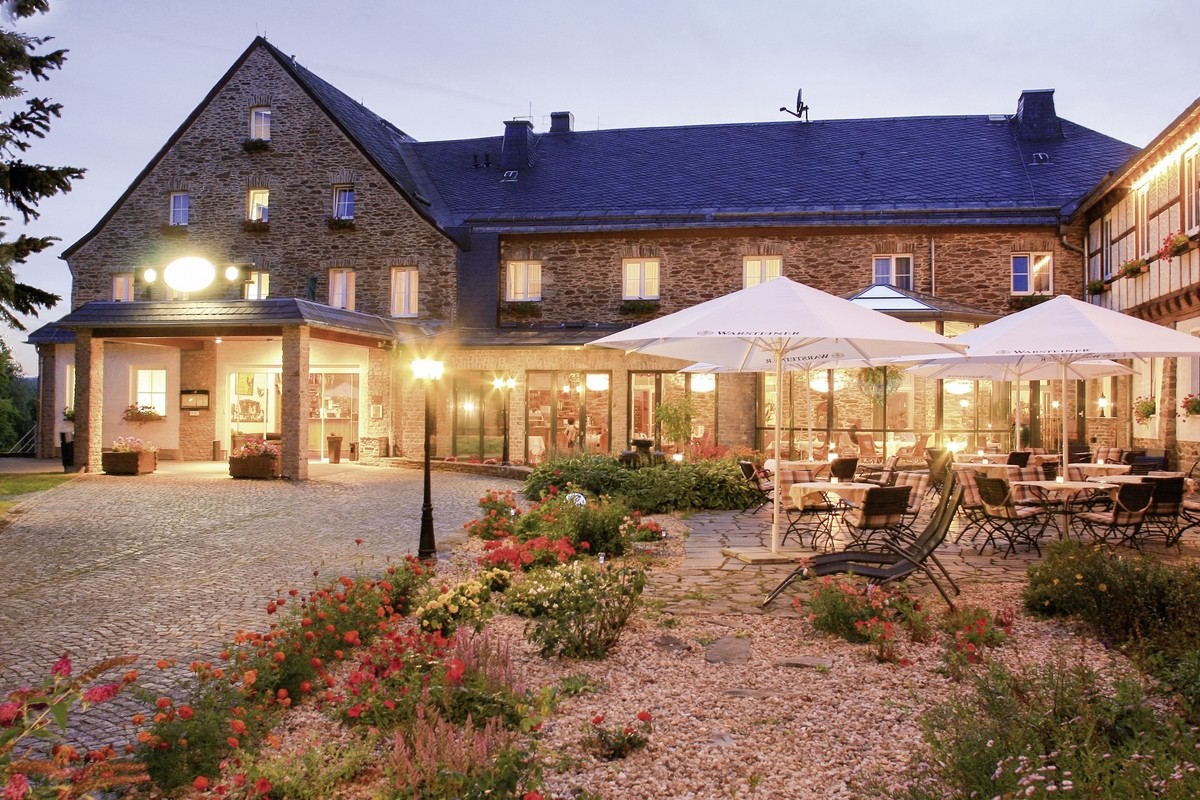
xmin=504 ymin=301 xmax=541 ymax=318
xmin=62 ymin=406 xmax=75 ymax=422
xmin=1157 ymin=230 xmax=1190 ymax=261
xmin=1181 ymin=393 xmax=1200 ymax=418
xmin=1133 ymin=395 xmax=1156 ymax=424
xmin=1120 ymin=258 xmax=1148 ymax=278
xmin=159 ymin=223 xmax=188 ymax=238
xmin=101 ymin=437 xmax=157 ymax=475
xmin=241 ymin=137 xmax=270 ymax=153
xmin=655 ymin=395 xmax=695 ymax=452
xmin=1086 ymin=279 xmax=1107 ymax=296
xmin=123 ymin=403 xmax=163 ymax=423
xmin=619 ymin=299 xmax=659 ymax=316
xmin=327 ymin=217 xmax=356 ymax=231
xmin=229 ymin=438 xmax=281 ymax=479
xmin=242 ymin=219 xmax=270 ymax=233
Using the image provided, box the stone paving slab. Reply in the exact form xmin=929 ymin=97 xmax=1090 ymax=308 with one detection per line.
xmin=0 ymin=462 xmax=506 ymax=749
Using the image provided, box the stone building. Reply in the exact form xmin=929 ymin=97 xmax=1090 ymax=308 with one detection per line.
xmin=29 ymin=37 xmax=1150 ymax=475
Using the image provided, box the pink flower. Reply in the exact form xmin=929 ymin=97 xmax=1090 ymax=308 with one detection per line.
xmin=82 ymin=684 xmax=121 ymax=704
xmin=3 ymin=773 xmax=30 ymax=800
xmin=51 ymin=654 xmax=72 ymax=677
xmin=0 ymin=701 xmax=22 ymax=727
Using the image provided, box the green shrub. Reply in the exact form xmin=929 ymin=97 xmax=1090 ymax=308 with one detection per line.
xmin=1023 ymin=540 xmax=1200 ymax=650
xmin=523 ymin=455 xmax=630 ymax=499
xmin=561 ymin=496 xmax=633 ymax=556
xmin=895 ymin=658 xmax=1200 ymax=799
xmin=619 ymin=464 xmax=700 ymax=512
xmin=239 ymin=738 xmax=377 ymax=800
xmin=519 ymin=562 xmax=647 ymax=658
xmin=806 ymin=577 xmax=906 ymax=643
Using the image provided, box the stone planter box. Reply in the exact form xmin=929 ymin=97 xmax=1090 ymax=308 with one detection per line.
xmin=229 ymin=455 xmax=281 ymax=479
xmin=101 ymin=451 xmax=157 ymax=475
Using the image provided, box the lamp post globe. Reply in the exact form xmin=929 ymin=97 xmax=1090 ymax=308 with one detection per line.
xmin=412 ymin=359 xmax=444 ymax=561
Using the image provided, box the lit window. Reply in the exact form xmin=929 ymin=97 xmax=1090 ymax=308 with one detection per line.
xmin=1186 ymin=148 xmax=1199 ymax=233
xmin=247 ymin=189 xmax=269 ymax=222
xmin=332 ymin=186 xmax=355 ymax=220
xmin=873 ymin=255 xmax=913 ymax=290
xmin=169 ymin=192 xmax=189 ymax=226
xmin=250 ymin=106 xmax=271 ymax=141
xmin=506 ymin=261 xmax=542 ymax=301
xmin=622 ymin=258 xmax=660 ymax=300
xmin=243 ymin=271 xmax=270 ymax=299
xmin=390 ymin=266 xmax=418 ymax=317
xmin=112 ymin=273 xmax=134 ymax=302
xmin=135 ymin=368 xmax=167 ymax=416
xmin=743 ymin=256 xmax=781 ymax=288
xmin=1011 ymin=253 xmax=1052 ymax=295
xmin=329 ymin=268 xmax=355 ymax=310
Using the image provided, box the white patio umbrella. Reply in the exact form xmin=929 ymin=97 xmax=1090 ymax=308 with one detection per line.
xmin=906 ymin=358 xmax=1134 ymax=449
xmin=909 ymin=295 xmax=1200 ymax=467
xmin=589 ymin=276 xmax=965 ymax=552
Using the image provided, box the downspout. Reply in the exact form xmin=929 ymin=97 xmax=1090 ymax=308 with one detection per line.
xmin=929 ymin=235 xmax=936 ymax=296
xmin=1057 ymin=223 xmax=1086 ymax=299
xmin=1057 ymin=224 xmax=1090 ymax=447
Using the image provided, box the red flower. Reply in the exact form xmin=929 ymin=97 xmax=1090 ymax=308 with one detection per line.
xmin=346 ymin=703 xmax=363 ymax=718
xmin=177 ymin=705 xmax=194 ymax=720
xmin=155 ymin=659 xmax=172 ymax=669
xmin=155 ymin=697 xmax=172 ymax=709
xmin=524 ymin=794 xmax=545 ymax=800
xmin=230 ymin=719 xmax=247 ymax=735
xmin=354 ymin=538 xmax=364 ymax=545
xmin=0 ymin=701 xmax=22 ymax=727
xmin=636 ymin=710 xmax=652 ymax=723
xmin=255 ymin=778 xmax=272 ymax=796
xmin=592 ymin=714 xmax=605 ymax=725
xmin=446 ymin=657 xmax=466 ymax=684
xmin=3 ymin=773 xmax=30 ymax=799
xmin=82 ymin=683 xmax=121 ymax=704
xmin=51 ymin=654 xmax=72 ymax=677
xmin=193 ymin=776 xmax=210 ymax=791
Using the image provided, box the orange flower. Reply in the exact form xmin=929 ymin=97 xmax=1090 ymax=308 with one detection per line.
xmin=177 ymin=706 xmax=194 ymax=721
xmin=155 ymin=659 xmax=171 ymax=670
xmin=242 ymin=670 xmax=257 ymax=688
xmin=230 ymin=719 xmax=247 ymax=735
xmin=193 ymin=776 xmax=210 ymax=791
xmin=155 ymin=697 xmax=172 ymax=709
xmin=255 ymin=777 xmax=272 ymax=795
xmin=226 ymin=736 xmax=240 ymax=748
xmin=130 ymin=713 xmax=145 ymax=725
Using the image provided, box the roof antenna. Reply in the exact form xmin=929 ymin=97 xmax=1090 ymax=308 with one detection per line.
xmin=780 ymin=88 xmax=810 ymax=121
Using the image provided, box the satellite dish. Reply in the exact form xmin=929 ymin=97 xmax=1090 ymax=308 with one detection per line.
xmin=780 ymin=88 xmax=810 ymax=121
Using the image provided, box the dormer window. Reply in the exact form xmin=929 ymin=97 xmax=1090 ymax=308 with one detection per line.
xmin=250 ymin=106 xmax=271 ymax=141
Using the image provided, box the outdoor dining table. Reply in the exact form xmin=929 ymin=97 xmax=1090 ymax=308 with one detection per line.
xmin=779 ymin=459 xmax=832 ymax=478
xmin=1013 ymin=479 xmax=1118 ymax=538
xmin=960 ymin=462 xmax=1023 ymax=480
xmin=1070 ymin=463 xmax=1132 ymax=479
xmin=1089 ymin=474 xmax=1145 ymax=485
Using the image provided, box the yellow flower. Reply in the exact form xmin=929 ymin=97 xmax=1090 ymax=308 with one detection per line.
xmin=1098 ymin=583 xmax=1108 ymax=592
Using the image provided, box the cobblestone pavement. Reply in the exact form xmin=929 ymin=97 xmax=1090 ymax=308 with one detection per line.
xmin=0 ymin=461 xmax=508 ymax=748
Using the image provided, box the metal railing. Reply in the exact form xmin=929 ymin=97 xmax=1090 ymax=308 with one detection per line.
xmin=5 ymin=426 xmax=37 ymax=455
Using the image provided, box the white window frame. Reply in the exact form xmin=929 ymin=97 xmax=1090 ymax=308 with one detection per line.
xmin=249 ymin=106 xmax=271 ymax=141
xmin=742 ymin=255 xmax=781 ymax=288
xmin=1136 ymin=186 xmax=1149 ymax=257
xmin=390 ymin=266 xmax=418 ymax=317
xmin=1011 ymin=252 xmax=1053 ymax=295
xmin=1185 ymin=148 xmax=1199 ymax=235
xmin=134 ymin=367 xmax=168 ymax=417
xmin=622 ymin=258 xmax=660 ymax=300
xmin=112 ymin=273 xmax=134 ymax=302
xmin=872 ymin=255 xmax=913 ymax=290
xmin=247 ymin=189 xmax=269 ymax=222
xmin=329 ymin=268 xmax=355 ymax=310
xmin=506 ymin=260 xmax=542 ymax=301
xmin=243 ymin=271 xmax=270 ymax=300
xmin=168 ymin=192 xmax=189 ymax=226
xmin=332 ymin=186 xmax=355 ymax=220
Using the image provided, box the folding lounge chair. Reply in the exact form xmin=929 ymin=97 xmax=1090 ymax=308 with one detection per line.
xmin=762 ymin=473 xmax=962 ymax=609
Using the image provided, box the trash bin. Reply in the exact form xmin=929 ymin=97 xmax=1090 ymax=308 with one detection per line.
xmin=59 ymin=432 xmax=74 ymax=472
xmin=327 ymin=435 xmax=343 ymax=464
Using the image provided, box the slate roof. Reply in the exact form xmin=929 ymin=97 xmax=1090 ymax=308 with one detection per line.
xmin=41 ymin=299 xmax=435 ymax=341
xmin=410 ymin=115 xmax=1139 ymax=232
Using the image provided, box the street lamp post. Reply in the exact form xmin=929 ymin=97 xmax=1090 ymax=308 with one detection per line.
xmin=493 ymin=376 xmax=515 ymax=465
xmin=412 ymin=358 xmax=444 ymax=562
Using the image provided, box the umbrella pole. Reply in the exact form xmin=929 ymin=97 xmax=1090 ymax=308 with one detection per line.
xmin=1015 ymin=379 xmax=1021 ymax=451
xmin=805 ymin=367 xmax=814 ymax=460
xmin=1061 ymin=362 xmax=1070 ymax=471
xmin=771 ymin=356 xmax=783 ymax=553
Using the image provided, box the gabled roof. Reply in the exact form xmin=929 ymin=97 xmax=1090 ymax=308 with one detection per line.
xmin=43 ymin=298 xmax=436 ymax=341
xmin=844 ymin=284 xmax=999 ymax=324
xmin=62 ymin=38 xmax=457 ymax=259
xmin=413 ymin=114 xmax=1138 ymax=232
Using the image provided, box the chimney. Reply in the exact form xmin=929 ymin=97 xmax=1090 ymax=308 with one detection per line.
xmin=550 ymin=111 xmax=574 ymax=133
xmin=1014 ymin=89 xmax=1063 ymax=141
xmin=501 ymin=119 xmax=536 ymax=170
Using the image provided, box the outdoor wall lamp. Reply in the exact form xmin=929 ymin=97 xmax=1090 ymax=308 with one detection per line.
xmin=413 ymin=358 xmax=444 ymax=561
xmin=1098 ymin=394 xmax=1109 ymax=417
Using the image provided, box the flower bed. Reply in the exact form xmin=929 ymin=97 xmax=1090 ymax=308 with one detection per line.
xmin=228 ymin=438 xmax=280 ymax=478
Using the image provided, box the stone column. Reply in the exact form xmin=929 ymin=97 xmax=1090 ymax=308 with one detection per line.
xmin=36 ymin=344 xmax=57 ymax=459
xmin=75 ymin=330 xmax=103 ymax=473
xmin=281 ymin=324 xmax=310 ymax=480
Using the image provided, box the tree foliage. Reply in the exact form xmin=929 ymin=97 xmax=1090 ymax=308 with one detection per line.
xmin=0 ymin=336 xmax=35 ymax=447
xmin=0 ymin=0 xmax=83 ymax=329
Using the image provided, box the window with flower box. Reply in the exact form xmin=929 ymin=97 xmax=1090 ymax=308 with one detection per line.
xmin=250 ymin=106 xmax=271 ymax=141
xmin=247 ymin=189 xmax=269 ymax=222
xmin=873 ymin=255 xmax=913 ymax=290
xmin=743 ymin=256 xmax=781 ymax=288
xmin=1185 ymin=148 xmax=1199 ymax=234
xmin=1011 ymin=253 xmax=1052 ymax=295
xmin=134 ymin=368 xmax=167 ymax=417
xmin=506 ymin=260 xmax=541 ymax=301
xmin=332 ymin=186 xmax=355 ymax=220
xmin=622 ymin=258 xmax=659 ymax=299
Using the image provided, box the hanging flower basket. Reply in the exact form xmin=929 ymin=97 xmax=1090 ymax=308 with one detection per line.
xmin=1156 ymin=231 xmax=1190 ymax=261
xmin=1120 ymin=258 xmax=1147 ymax=278
xmin=1133 ymin=395 xmax=1156 ymax=424
xmin=1181 ymin=394 xmax=1200 ymax=418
